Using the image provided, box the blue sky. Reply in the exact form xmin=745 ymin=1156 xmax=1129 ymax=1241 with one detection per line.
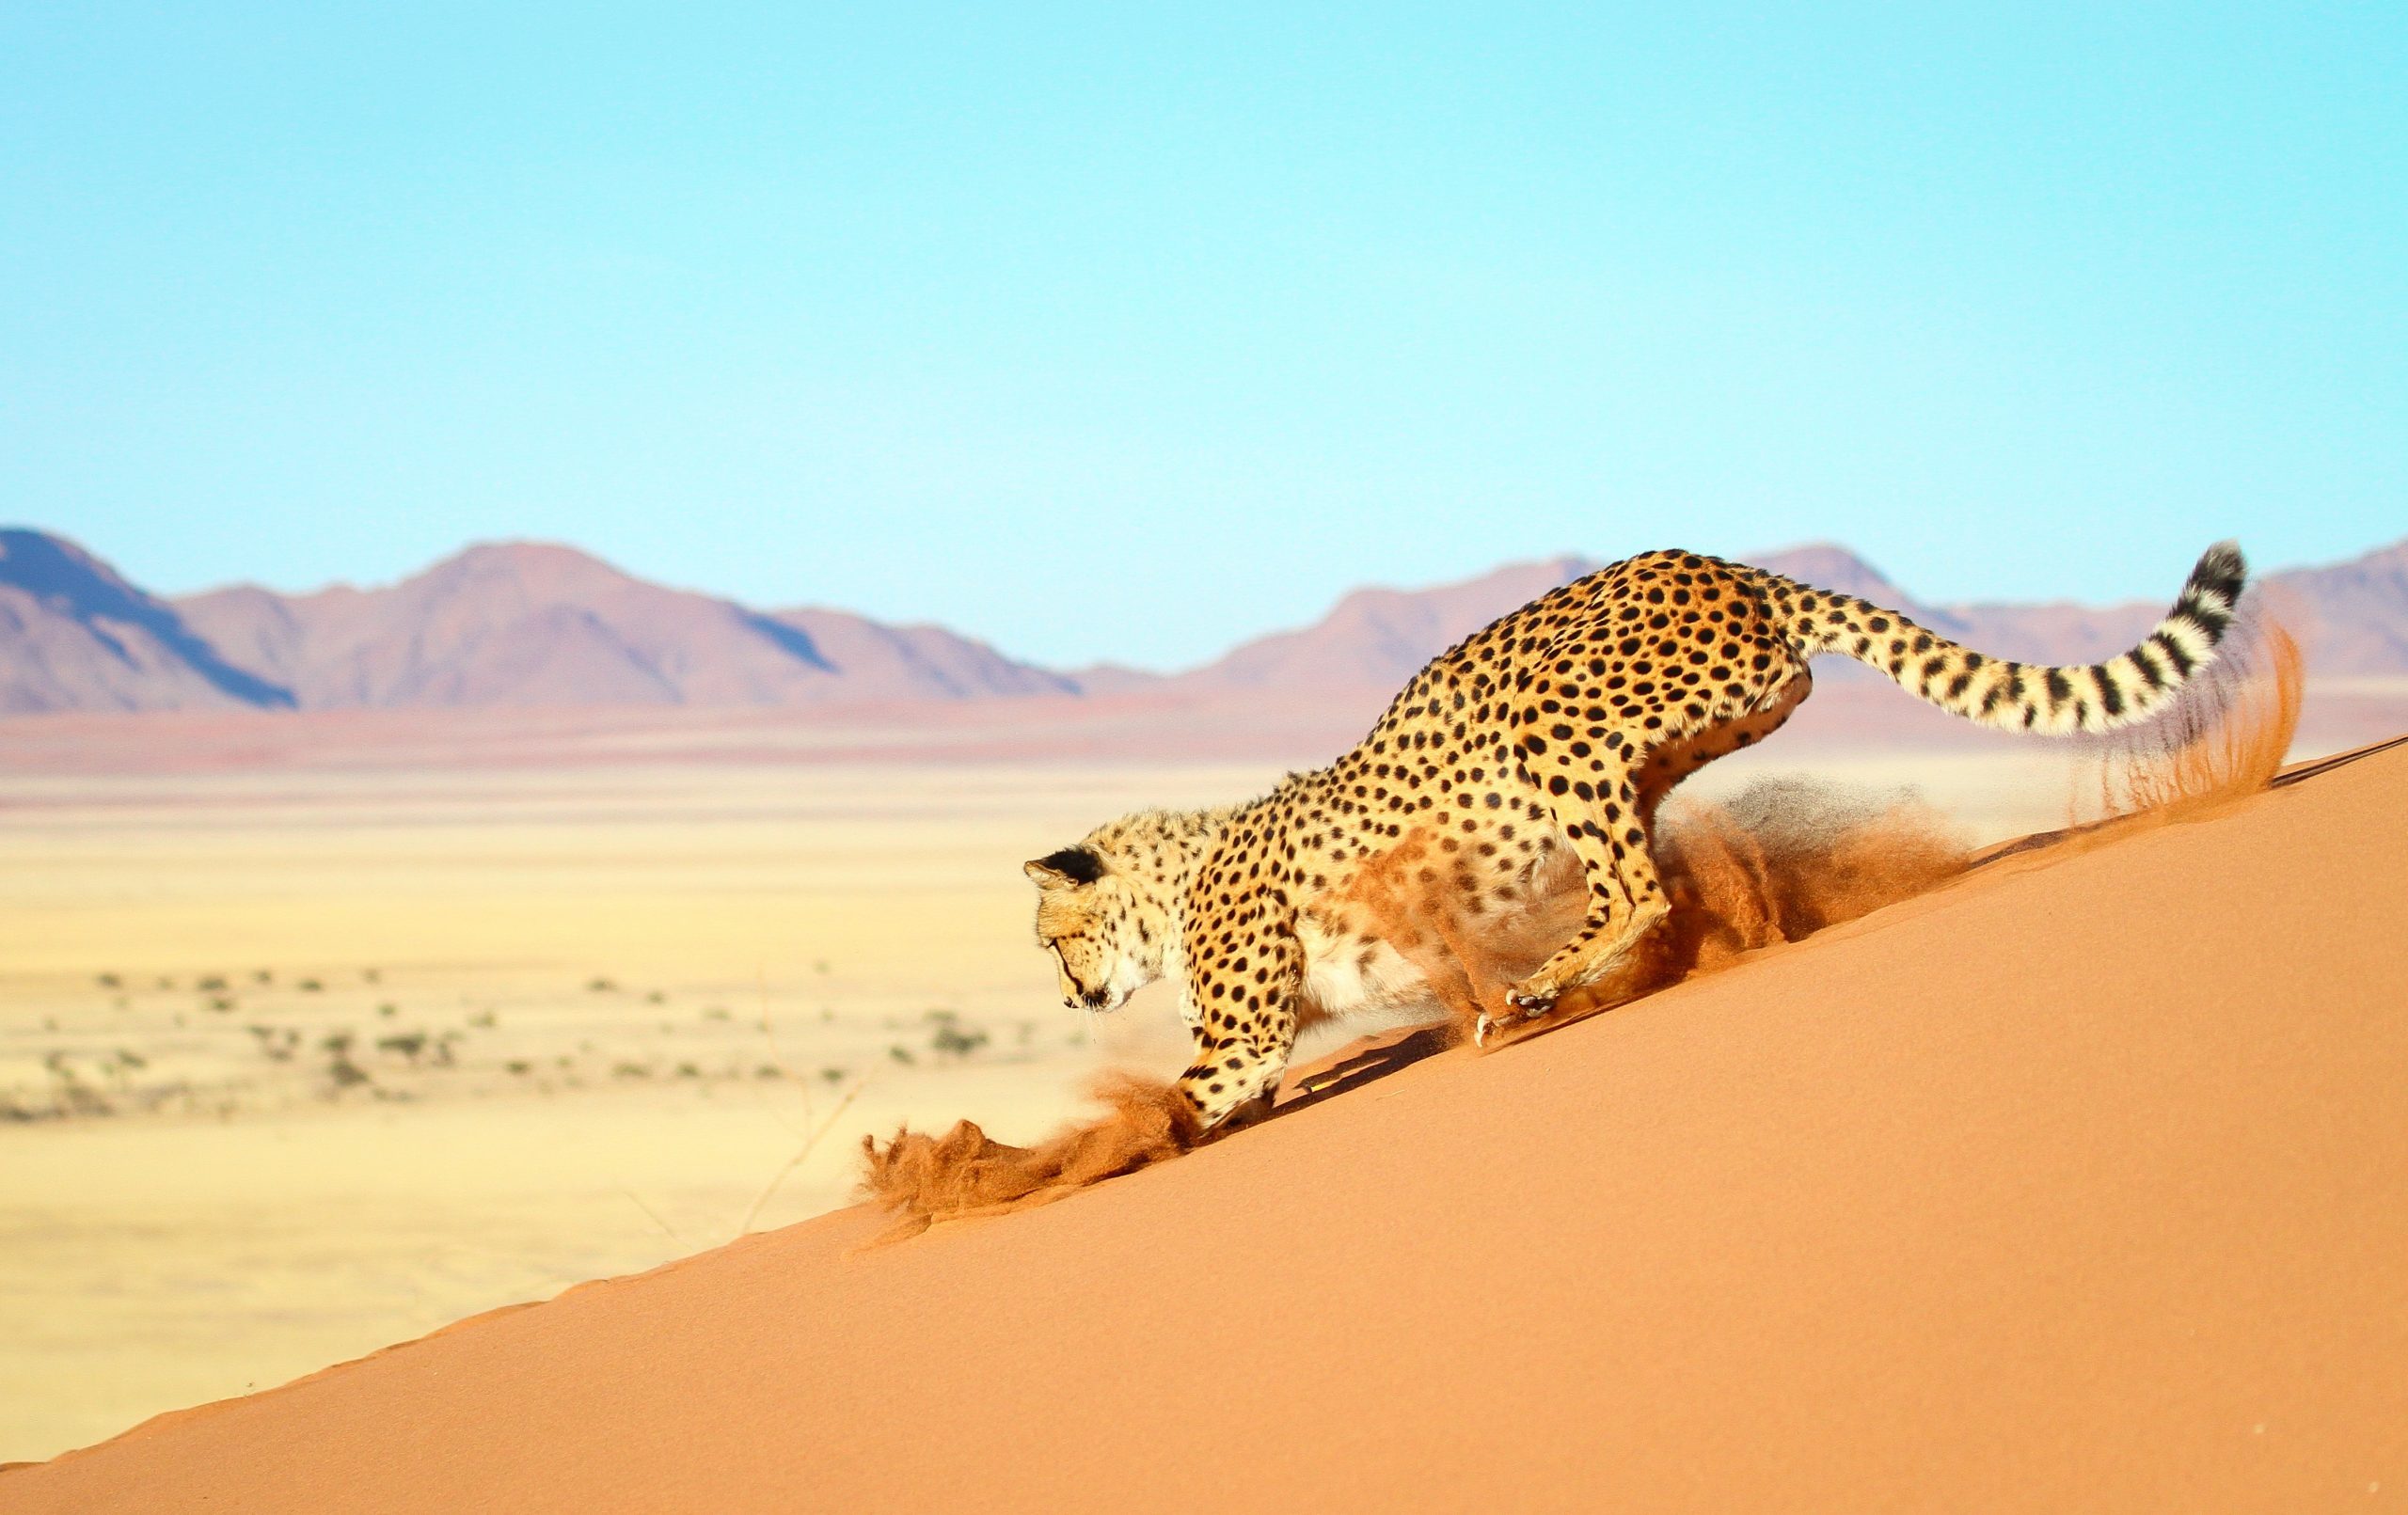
xmin=3 ymin=5 xmax=2401 ymax=670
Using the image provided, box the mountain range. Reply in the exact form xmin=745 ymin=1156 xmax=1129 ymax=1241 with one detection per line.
xmin=3 ymin=526 xmax=2403 ymax=716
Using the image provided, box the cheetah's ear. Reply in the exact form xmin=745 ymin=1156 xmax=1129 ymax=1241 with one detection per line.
xmin=1023 ymin=845 xmax=1105 ymax=890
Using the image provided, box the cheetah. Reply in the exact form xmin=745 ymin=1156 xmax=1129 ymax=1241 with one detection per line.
xmin=1026 ymin=544 xmax=2250 ymax=1131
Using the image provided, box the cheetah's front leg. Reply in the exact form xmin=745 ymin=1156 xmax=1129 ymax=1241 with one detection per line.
xmin=1175 ymin=919 xmax=1304 ymax=1131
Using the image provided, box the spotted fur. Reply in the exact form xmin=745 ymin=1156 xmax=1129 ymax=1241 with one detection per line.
xmin=1027 ymin=543 xmax=2248 ymax=1129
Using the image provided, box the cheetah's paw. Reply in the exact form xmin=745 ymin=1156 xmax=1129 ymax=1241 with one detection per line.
xmin=1502 ymin=983 xmax=1560 ymax=1016
xmin=1476 ymin=987 xmax=1558 ymax=1048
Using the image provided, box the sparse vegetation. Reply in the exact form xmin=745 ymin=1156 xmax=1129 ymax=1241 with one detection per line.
xmin=377 ymin=1032 xmax=429 ymax=1064
xmin=930 ymin=1022 xmax=990 ymax=1060
xmin=247 ymin=1025 xmax=300 ymax=1061
xmin=322 ymin=1032 xmax=371 ymax=1091
xmin=24 ymin=934 xmax=987 ymax=1125
xmin=44 ymin=1052 xmax=113 ymax=1117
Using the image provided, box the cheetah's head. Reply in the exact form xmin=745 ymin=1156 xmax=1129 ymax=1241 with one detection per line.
xmin=1023 ymin=844 xmax=1164 ymax=1013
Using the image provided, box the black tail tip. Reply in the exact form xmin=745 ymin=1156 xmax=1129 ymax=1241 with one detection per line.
xmin=2188 ymin=540 xmax=2247 ymax=604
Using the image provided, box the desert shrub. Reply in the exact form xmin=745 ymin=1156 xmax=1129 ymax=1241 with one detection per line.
xmin=376 ymin=1032 xmax=428 ymax=1062
xmin=930 ymin=1022 xmax=989 ymax=1059
xmin=323 ymin=1034 xmax=371 ymax=1090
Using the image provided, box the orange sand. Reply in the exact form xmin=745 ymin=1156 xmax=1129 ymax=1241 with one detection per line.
xmin=6 ymin=742 xmax=2405 ymax=1513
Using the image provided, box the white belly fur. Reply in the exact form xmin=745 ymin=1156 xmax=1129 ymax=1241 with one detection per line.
xmin=1296 ymin=919 xmax=1448 ymax=1027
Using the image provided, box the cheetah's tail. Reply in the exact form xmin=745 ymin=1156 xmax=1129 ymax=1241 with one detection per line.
xmin=1756 ymin=542 xmax=2248 ymax=736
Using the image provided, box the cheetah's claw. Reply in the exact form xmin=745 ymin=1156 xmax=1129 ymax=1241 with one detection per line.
xmin=1476 ymin=987 xmax=1559 ymax=1047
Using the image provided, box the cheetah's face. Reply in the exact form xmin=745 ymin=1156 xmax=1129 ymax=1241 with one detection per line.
xmin=1023 ymin=845 xmax=1156 ymax=1013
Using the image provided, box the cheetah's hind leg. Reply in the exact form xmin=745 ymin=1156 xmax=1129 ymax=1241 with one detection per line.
xmin=1485 ymin=679 xmax=1812 ymax=1040
xmin=1493 ymin=768 xmax=1671 ymax=1030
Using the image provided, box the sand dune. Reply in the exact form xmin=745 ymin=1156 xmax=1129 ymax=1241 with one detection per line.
xmin=8 ymin=740 xmax=2401 ymax=1512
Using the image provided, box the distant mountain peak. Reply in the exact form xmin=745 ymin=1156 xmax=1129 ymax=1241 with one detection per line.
xmin=0 ymin=527 xmax=296 ymax=712
xmin=414 ymin=539 xmax=642 ymax=595
xmin=1746 ymin=543 xmax=1930 ymax=610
